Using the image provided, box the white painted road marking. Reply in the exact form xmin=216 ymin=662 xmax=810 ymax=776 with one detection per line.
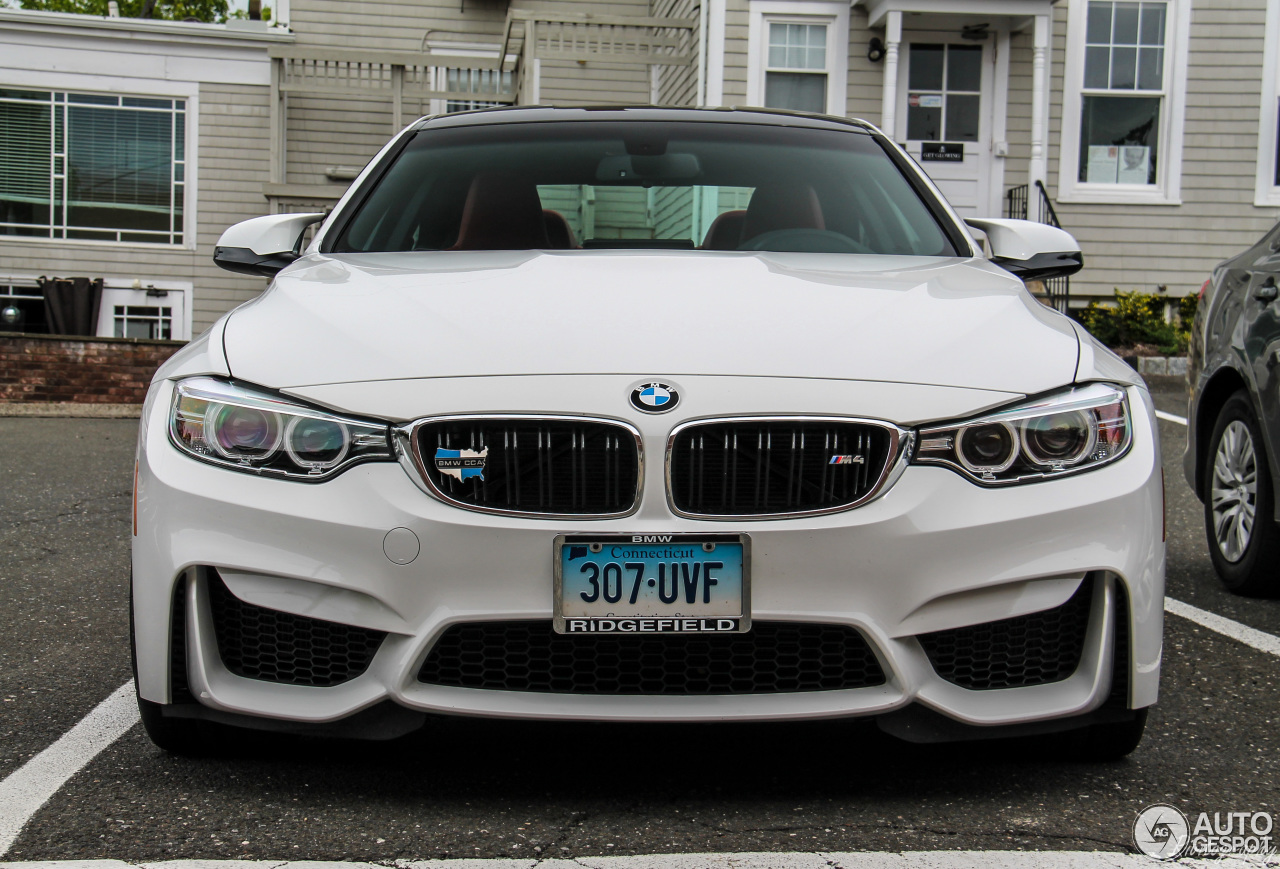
xmin=0 ymin=681 xmax=139 ymax=856
xmin=1166 ymin=597 xmax=1280 ymax=658
xmin=0 ymin=854 xmax=1277 ymax=867
xmin=1155 ymin=410 xmax=1188 ymax=426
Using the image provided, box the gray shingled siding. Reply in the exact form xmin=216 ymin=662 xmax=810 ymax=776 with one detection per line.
xmin=653 ymin=0 xmax=699 ymax=106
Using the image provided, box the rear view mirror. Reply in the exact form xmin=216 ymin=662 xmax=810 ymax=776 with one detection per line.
xmin=964 ymin=218 xmax=1084 ymax=283
xmin=213 ymin=212 xmax=326 ymax=278
xmin=596 ymin=153 xmax=702 ymax=182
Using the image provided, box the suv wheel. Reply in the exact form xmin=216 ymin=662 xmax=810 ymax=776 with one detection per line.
xmin=1204 ymin=391 xmax=1280 ymax=596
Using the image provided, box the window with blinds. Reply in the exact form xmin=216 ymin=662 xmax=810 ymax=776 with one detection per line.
xmin=0 ymin=89 xmax=185 ymax=245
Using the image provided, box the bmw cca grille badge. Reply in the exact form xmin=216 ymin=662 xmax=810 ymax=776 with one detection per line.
xmin=434 ymin=446 xmax=488 ymax=481
xmin=630 ymin=381 xmax=680 ymax=414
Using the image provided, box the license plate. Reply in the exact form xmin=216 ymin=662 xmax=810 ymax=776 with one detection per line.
xmin=553 ymin=534 xmax=750 ymax=634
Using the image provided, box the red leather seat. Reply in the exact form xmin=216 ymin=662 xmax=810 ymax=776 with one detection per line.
xmin=542 ymin=209 xmax=578 ymax=249
xmin=450 ymin=173 xmax=550 ymax=250
xmin=700 ymin=209 xmax=746 ymax=250
xmin=740 ymin=183 xmax=825 ymax=245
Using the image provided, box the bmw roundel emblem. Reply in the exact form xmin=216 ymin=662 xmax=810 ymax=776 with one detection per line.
xmin=630 ymin=381 xmax=680 ymax=414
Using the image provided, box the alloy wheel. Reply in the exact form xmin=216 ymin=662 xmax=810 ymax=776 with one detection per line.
xmin=1211 ymin=420 xmax=1258 ymax=562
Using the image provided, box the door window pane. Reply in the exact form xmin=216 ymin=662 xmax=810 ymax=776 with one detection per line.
xmin=947 ymin=46 xmax=983 ymax=92
xmin=946 ymin=94 xmax=981 ymax=142
xmin=908 ymin=44 xmax=944 ymax=90
xmin=114 ymin=304 xmax=172 ymax=340
xmin=907 ymin=101 xmax=941 ymax=140
xmin=907 ymin=45 xmax=981 ymax=143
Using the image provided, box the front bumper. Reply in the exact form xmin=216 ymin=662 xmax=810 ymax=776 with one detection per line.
xmin=132 ymin=379 xmax=1164 ymax=733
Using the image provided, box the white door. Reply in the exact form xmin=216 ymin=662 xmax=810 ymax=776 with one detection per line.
xmin=896 ymin=39 xmax=997 ymax=217
xmin=96 ymin=284 xmax=190 ymax=341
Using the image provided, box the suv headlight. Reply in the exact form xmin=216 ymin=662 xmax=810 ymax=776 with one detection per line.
xmin=913 ymin=383 xmax=1132 ymax=485
xmin=169 ymin=377 xmax=393 ymax=481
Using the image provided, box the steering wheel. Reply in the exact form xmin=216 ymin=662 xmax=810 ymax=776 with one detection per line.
xmin=738 ymin=228 xmax=873 ymax=255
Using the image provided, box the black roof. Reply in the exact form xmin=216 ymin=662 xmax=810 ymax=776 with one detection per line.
xmin=413 ymin=105 xmax=877 ymax=134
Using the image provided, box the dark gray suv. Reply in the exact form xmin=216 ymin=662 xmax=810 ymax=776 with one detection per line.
xmin=1185 ymin=222 xmax=1280 ymax=596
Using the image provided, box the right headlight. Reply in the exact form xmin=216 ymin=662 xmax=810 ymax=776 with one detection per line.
xmin=169 ymin=377 xmax=393 ymax=481
xmin=912 ymin=382 xmax=1132 ymax=485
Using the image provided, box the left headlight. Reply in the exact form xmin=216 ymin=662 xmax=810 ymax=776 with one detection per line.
xmin=168 ymin=377 xmax=393 ymax=481
xmin=913 ymin=382 xmax=1132 ymax=485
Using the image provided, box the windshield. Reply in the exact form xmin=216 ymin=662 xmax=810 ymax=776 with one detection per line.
xmin=329 ymin=120 xmax=960 ymax=257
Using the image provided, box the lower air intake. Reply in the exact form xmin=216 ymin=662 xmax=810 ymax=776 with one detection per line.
xmin=417 ymin=620 xmax=886 ymax=695
xmin=918 ymin=574 xmax=1096 ymax=690
xmin=206 ymin=569 xmax=386 ymax=687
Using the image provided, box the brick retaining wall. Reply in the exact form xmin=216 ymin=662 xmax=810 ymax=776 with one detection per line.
xmin=0 ymin=333 xmax=185 ymax=404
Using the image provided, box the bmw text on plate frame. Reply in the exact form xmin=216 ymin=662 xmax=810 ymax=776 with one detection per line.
xmin=133 ymin=106 xmax=1163 ymax=760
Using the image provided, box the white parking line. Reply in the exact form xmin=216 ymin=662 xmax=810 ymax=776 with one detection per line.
xmin=0 ymin=681 xmax=139 ymax=856
xmin=1155 ymin=409 xmax=1188 ymax=426
xmin=0 ymin=853 xmax=1276 ymax=868
xmin=1166 ymin=597 xmax=1280 ymax=658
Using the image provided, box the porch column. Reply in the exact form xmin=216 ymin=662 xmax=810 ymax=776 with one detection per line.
xmin=880 ymin=10 xmax=902 ymax=140
xmin=1030 ymin=13 xmax=1050 ymax=221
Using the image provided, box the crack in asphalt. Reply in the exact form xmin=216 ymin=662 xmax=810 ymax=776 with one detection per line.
xmin=1 ymin=491 xmax=131 ymax=530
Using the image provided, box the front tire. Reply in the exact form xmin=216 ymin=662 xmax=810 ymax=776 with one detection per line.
xmin=1204 ymin=391 xmax=1280 ymax=596
xmin=1059 ymin=709 xmax=1149 ymax=761
xmin=131 ymin=578 xmax=222 ymax=755
xmin=137 ymin=696 xmax=224 ymax=756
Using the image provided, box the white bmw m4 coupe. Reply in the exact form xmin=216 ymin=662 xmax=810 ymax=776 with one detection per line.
xmin=132 ymin=107 xmax=1164 ymax=758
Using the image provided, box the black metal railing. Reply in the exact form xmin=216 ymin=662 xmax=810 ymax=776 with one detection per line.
xmin=1004 ymin=180 xmax=1070 ymax=315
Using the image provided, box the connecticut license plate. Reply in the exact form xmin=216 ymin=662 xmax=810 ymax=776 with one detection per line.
xmin=553 ymin=534 xmax=750 ymax=634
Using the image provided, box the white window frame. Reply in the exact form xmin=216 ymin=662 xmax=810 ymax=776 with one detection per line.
xmin=1056 ymin=0 xmax=1191 ymax=206
xmin=0 ymin=69 xmax=198 ymax=250
xmin=1255 ymin=0 xmax=1280 ymax=206
xmin=746 ymin=1 xmax=850 ymax=117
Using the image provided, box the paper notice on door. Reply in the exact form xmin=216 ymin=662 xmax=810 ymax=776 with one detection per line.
xmin=1087 ymin=145 xmax=1119 ymax=184
xmin=1117 ymin=146 xmax=1150 ymax=184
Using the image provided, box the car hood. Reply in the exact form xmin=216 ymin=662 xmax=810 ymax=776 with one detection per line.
xmin=222 ymin=250 xmax=1080 ymax=394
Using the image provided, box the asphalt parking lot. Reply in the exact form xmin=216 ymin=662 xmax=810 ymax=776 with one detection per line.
xmin=1 ymin=379 xmax=1278 ymax=864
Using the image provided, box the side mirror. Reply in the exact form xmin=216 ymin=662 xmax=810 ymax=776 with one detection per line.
xmin=213 ymin=213 xmax=326 ymax=278
xmin=964 ymin=217 xmax=1084 ymax=282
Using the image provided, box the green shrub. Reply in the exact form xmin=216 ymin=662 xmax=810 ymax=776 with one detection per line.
xmin=1178 ymin=292 xmax=1199 ymax=326
xmin=1076 ymin=290 xmax=1190 ymax=355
